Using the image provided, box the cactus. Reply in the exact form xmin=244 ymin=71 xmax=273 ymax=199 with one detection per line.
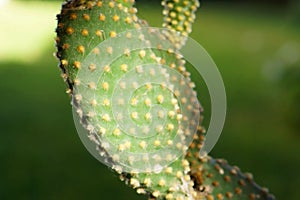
xmin=55 ymin=0 xmax=276 ymax=199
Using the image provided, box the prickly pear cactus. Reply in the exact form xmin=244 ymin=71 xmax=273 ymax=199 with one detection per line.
xmin=55 ymin=0 xmax=276 ymax=199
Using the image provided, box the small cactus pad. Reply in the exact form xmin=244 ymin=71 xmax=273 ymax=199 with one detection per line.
xmin=162 ymin=0 xmax=200 ymax=49
xmin=186 ymin=131 xmax=276 ymax=200
xmin=192 ymin=158 xmax=276 ymax=200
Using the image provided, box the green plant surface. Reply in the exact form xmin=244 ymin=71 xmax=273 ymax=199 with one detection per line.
xmin=0 ymin=1 xmax=299 ymax=200
xmin=55 ymin=0 xmax=279 ymax=199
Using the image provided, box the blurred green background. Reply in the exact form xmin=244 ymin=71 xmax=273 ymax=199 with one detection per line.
xmin=0 ymin=0 xmax=299 ymax=199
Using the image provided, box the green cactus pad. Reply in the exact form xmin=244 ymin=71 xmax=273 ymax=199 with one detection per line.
xmin=162 ymin=0 xmax=200 ymax=49
xmin=186 ymin=131 xmax=276 ymax=200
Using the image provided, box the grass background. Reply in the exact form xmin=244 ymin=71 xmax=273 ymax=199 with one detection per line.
xmin=0 ymin=0 xmax=299 ymax=199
